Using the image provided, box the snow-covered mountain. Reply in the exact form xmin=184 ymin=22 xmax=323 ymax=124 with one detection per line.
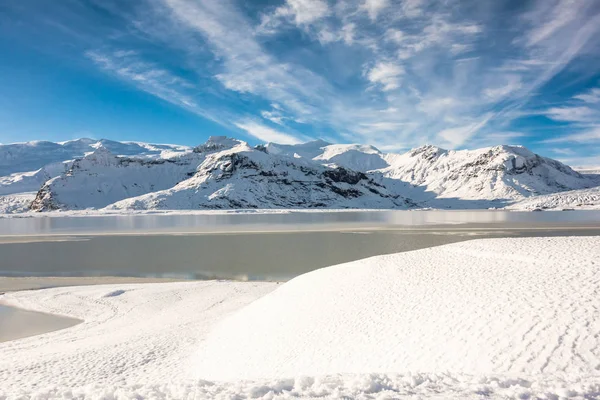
xmin=264 ymin=141 xmax=596 ymax=207
xmin=30 ymin=145 xmax=202 ymax=211
xmin=1 ymin=136 xmax=598 ymax=213
xmin=28 ymin=137 xmax=410 ymax=211
xmin=0 ymin=138 xmax=190 ymax=176
xmin=378 ymin=144 xmax=595 ymax=202
xmin=107 ymin=138 xmax=411 ymax=210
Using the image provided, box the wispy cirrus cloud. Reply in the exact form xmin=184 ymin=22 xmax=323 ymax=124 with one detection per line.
xmin=72 ymin=0 xmax=600 ymax=153
xmin=85 ymin=49 xmax=207 ymax=117
xmin=234 ymin=120 xmax=304 ymax=144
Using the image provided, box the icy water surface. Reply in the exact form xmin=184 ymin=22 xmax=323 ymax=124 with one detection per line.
xmin=0 ymin=304 xmax=81 ymax=343
xmin=1 ymin=209 xmax=600 ymax=235
xmin=0 ymin=210 xmax=599 ymax=281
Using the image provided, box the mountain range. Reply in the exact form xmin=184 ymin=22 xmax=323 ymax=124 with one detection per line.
xmin=0 ymin=136 xmax=598 ymax=213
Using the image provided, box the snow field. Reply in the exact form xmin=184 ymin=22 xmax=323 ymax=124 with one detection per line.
xmin=1 ymin=237 xmax=600 ymax=399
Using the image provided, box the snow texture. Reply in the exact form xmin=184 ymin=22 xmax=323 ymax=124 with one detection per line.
xmin=1 ymin=237 xmax=600 ymax=399
xmin=195 ymin=237 xmax=600 ymax=380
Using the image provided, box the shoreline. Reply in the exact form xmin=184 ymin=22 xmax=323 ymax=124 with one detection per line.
xmin=0 ymin=276 xmax=193 ymax=293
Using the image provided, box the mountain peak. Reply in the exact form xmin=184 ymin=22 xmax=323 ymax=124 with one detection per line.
xmin=408 ymin=144 xmax=446 ymax=159
xmin=193 ymin=136 xmax=245 ymax=154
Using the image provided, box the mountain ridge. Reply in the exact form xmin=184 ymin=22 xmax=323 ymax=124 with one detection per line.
xmin=0 ymin=136 xmax=597 ymax=213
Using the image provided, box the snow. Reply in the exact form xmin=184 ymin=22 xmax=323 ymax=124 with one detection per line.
xmin=0 ymin=138 xmax=190 ymax=176
xmin=1 ymin=237 xmax=600 ymax=399
xmin=194 ymin=237 xmax=600 ymax=380
xmin=0 ymin=192 xmax=36 ymax=214
xmin=379 ymin=145 xmax=595 ymax=203
xmin=1 ymin=136 xmax=599 ymax=213
xmin=104 ymin=141 xmax=410 ymax=210
xmin=0 ymin=281 xmax=277 ymax=393
xmin=508 ymin=186 xmax=600 ymax=210
xmin=30 ymin=146 xmax=204 ymax=210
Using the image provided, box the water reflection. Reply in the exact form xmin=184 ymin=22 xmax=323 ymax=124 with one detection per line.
xmin=1 ymin=210 xmax=600 ymax=235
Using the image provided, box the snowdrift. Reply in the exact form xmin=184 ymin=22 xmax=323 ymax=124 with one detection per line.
xmin=195 ymin=236 xmax=600 ymax=382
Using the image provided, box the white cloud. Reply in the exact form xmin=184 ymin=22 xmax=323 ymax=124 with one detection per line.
xmin=279 ymin=0 xmax=330 ymax=25
xmin=574 ymin=88 xmax=600 ymax=104
xmin=543 ymin=127 xmax=600 ymax=143
xmin=81 ymin=0 xmax=600 ymax=152
xmin=524 ymin=0 xmax=579 ymax=47
xmin=545 ymin=106 xmax=597 ymax=123
xmin=366 ymin=62 xmax=404 ymax=91
xmin=385 ymin=29 xmax=405 ymax=44
xmin=160 ymin=0 xmax=329 ymax=121
xmin=483 ymin=76 xmax=522 ymax=100
xmin=234 ymin=121 xmax=302 ymax=144
xmin=85 ymin=50 xmax=210 ymax=118
xmin=361 ymin=0 xmax=389 ymax=21
xmin=259 ymin=0 xmax=330 ymax=33
xmin=437 ymin=114 xmax=493 ymax=148
xmin=401 ymin=0 xmax=425 ymax=18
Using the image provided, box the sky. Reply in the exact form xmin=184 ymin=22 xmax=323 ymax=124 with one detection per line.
xmin=1 ymin=0 xmax=600 ymax=166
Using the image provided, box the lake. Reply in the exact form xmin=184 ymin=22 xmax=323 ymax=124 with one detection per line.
xmin=0 ymin=304 xmax=81 ymax=343
xmin=1 ymin=210 xmax=600 ymax=282
xmin=1 ymin=210 xmax=599 ymax=342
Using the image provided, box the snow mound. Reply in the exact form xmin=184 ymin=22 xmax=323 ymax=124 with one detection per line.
xmin=195 ymin=236 xmax=600 ymax=381
xmin=508 ymin=186 xmax=600 ymax=210
xmin=0 ymin=281 xmax=277 ymax=392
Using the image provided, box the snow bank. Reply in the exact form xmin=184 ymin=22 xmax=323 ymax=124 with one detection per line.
xmin=0 ymin=281 xmax=276 ymax=394
xmin=195 ymin=237 xmax=600 ymax=382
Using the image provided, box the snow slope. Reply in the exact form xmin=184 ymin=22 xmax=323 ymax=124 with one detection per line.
xmin=2 ymin=237 xmax=600 ymax=399
xmin=0 ymin=161 xmax=71 ymax=196
xmin=508 ymin=186 xmax=600 ymax=210
xmin=195 ymin=237 xmax=600 ymax=382
xmin=0 ymin=281 xmax=276 ymax=393
xmin=0 ymin=192 xmax=36 ymax=214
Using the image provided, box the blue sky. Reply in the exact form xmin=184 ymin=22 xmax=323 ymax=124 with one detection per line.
xmin=1 ymin=0 xmax=600 ymax=166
